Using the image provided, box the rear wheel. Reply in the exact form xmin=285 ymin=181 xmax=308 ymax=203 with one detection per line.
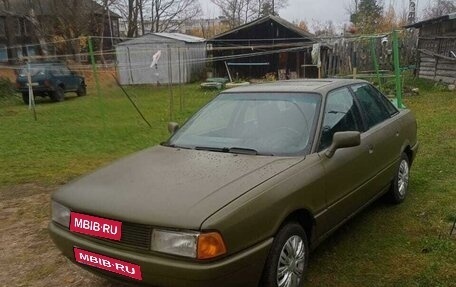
xmin=22 ymin=92 xmax=29 ymax=105
xmin=261 ymin=223 xmax=309 ymax=287
xmin=388 ymin=152 xmax=410 ymax=204
xmin=51 ymin=86 xmax=65 ymax=102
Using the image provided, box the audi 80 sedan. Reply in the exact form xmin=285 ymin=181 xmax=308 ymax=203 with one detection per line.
xmin=49 ymin=79 xmax=418 ymax=287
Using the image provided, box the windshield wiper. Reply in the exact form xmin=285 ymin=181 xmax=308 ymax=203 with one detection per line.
xmin=161 ymin=143 xmax=192 ymax=149
xmin=194 ymin=146 xmax=273 ymax=156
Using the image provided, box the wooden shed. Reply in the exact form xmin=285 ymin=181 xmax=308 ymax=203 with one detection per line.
xmin=207 ymin=15 xmax=322 ymax=80
xmin=406 ymin=13 xmax=456 ymax=84
xmin=116 ymin=33 xmax=206 ymax=85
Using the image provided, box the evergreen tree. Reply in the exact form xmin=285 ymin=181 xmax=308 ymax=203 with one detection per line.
xmin=350 ymin=0 xmax=383 ymax=34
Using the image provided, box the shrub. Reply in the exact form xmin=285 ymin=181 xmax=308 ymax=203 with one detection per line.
xmin=0 ymin=77 xmax=19 ymax=105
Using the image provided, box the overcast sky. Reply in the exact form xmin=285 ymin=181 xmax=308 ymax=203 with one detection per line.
xmin=199 ymin=0 xmax=426 ymax=29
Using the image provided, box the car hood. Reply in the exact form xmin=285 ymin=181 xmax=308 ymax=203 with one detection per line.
xmin=53 ymin=145 xmax=302 ymax=229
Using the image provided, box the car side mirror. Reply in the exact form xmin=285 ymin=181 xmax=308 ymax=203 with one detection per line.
xmin=168 ymin=122 xmax=179 ymax=134
xmin=325 ymin=131 xmax=361 ymax=158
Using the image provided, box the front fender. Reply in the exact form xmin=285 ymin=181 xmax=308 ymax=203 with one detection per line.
xmin=201 ymin=154 xmax=325 ymax=256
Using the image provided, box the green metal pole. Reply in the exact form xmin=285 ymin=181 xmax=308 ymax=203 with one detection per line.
xmin=392 ymin=30 xmax=403 ymax=108
xmin=370 ymin=38 xmax=383 ymax=92
xmin=88 ymin=37 xmax=106 ymax=129
xmin=88 ymin=37 xmax=102 ymax=98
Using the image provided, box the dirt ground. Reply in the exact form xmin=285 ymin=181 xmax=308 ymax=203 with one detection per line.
xmin=0 ymin=184 xmax=127 ymax=287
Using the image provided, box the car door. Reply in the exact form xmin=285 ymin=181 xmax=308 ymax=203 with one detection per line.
xmin=59 ymin=66 xmax=79 ymax=90
xmin=317 ymin=87 xmax=373 ymax=234
xmin=49 ymin=66 xmax=65 ymax=88
xmin=350 ymin=83 xmax=401 ymax=199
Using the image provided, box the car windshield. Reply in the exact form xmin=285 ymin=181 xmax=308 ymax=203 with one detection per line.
xmin=18 ymin=65 xmax=47 ymax=77
xmin=168 ymin=92 xmax=321 ymax=156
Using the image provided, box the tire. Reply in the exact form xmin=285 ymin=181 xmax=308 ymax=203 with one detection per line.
xmin=387 ymin=153 xmax=410 ymax=204
xmin=51 ymin=86 xmax=65 ymax=102
xmin=77 ymin=82 xmax=87 ymax=97
xmin=22 ymin=92 xmax=29 ymax=105
xmin=261 ymin=223 xmax=309 ymax=287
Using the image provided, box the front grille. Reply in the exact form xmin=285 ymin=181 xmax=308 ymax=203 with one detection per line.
xmin=69 ymin=212 xmax=153 ymax=250
xmin=118 ymin=222 xmax=152 ymax=250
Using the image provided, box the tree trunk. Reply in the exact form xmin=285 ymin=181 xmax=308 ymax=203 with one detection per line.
xmin=139 ymin=0 xmax=145 ymax=35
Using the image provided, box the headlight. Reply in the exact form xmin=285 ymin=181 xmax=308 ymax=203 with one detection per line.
xmin=151 ymin=230 xmax=226 ymax=260
xmin=151 ymin=229 xmax=199 ymax=258
xmin=51 ymin=201 xmax=70 ymax=228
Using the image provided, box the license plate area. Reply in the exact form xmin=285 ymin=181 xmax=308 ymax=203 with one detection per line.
xmin=74 ymin=247 xmax=142 ymax=280
xmin=70 ymin=212 xmax=122 ymax=241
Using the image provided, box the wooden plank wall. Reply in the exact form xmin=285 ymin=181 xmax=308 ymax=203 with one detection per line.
xmin=419 ymin=55 xmax=456 ymax=84
xmin=321 ymin=31 xmax=418 ymax=77
xmin=417 ymin=19 xmax=456 ymax=84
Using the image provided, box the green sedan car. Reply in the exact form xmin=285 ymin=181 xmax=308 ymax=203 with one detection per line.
xmin=49 ymin=79 xmax=418 ymax=287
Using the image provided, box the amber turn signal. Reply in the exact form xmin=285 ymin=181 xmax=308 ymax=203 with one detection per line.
xmin=197 ymin=232 xmax=227 ymax=260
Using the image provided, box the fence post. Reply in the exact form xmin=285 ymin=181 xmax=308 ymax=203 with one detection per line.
xmin=88 ymin=37 xmax=102 ymax=99
xmin=370 ymin=37 xmax=383 ymax=92
xmin=167 ymin=45 xmax=174 ymax=121
xmin=392 ymin=30 xmax=403 ymax=108
xmin=26 ymin=60 xmax=37 ymax=121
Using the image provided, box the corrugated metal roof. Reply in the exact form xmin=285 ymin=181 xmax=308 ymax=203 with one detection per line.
xmin=117 ymin=33 xmax=205 ymax=46
xmin=154 ymin=33 xmax=205 ymax=43
xmin=405 ymin=12 xmax=456 ymax=28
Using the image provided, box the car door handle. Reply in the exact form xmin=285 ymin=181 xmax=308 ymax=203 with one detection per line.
xmin=368 ymin=144 xmax=374 ymax=154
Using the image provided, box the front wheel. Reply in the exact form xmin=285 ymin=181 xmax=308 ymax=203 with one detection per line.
xmin=51 ymin=86 xmax=65 ymax=102
xmin=388 ymin=153 xmax=410 ymax=204
xmin=261 ymin=223 xmax=309 ymax=287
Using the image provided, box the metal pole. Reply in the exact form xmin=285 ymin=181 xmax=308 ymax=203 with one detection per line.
xmin=392 ymin=30 xmax=403 ymax=108
xmin=167 ymin=45 xmax=174 ymax=121
xmin=178 ymin=47 xmax=183 ymax=112
xmin=88 ymin=37 xmax=106 ymax=127
xmin=27 ymin=61 xmax=37 ymax=121
xmin=370 ymin=38 xmax=383 ymax=92
xmin=88 ymin=37 xmax=102 ymax=98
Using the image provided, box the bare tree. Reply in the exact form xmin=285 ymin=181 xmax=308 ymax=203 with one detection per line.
xmin=311 ymin=20 xmax=338 ymax=36
xmin=345 ymin=0 xmax=360 ymax=19
xmin=210 ymin=0 xmax=288 ymax=29
xmin=423 ymin=0 xmax=456 ymax=19
xmin=210 ymin=0 xmax=251 ymax=28
xmin=150 ymin=0 xmax=201 ymax=32
xmin=113 ymin=0 xmax=201 ymax=35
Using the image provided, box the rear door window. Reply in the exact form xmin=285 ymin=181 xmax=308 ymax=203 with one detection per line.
xmin=351 ymin=84 xmax=392 ymax=129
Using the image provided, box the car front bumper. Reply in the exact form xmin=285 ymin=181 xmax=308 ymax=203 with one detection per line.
xmin=17 ymin=86 xmax=55 ymax=93
xmin=49 ymin=222 xmax=272 ymax=287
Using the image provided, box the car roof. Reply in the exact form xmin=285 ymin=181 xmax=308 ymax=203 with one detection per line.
xmin=221 ymin=79 xmax=369 ymax=95
xmin=21 ymin=62 xmax=65 ymax=67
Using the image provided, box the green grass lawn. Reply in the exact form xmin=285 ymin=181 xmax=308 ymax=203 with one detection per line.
xmin=0 ymin=84 xmax=219 ymax=186
xmin=0 ymin=79 xmax=455 ymax=286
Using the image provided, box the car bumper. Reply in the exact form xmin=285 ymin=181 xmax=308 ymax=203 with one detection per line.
xmin=49 ymin=222 xmax=272 ymax=287
xmin=17 ymin=86 xmax=54 ymax=93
